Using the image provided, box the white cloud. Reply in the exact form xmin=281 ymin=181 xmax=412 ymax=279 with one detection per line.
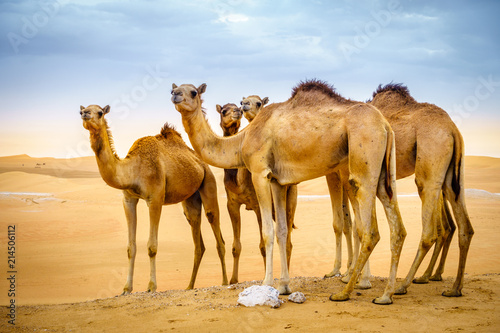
xmin=216 ymin=13 xmax=249 ymax=24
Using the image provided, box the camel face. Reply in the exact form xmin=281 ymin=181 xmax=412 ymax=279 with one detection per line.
xmin=240 ymin=95 xmax=268 ymax=122
xmin=217 ymin=103 xmax=242 ymax=125
xmin=80 ymin=104 xmax=110 ymax=131
xmin=171 ymin=83 xmax=207 ymax=114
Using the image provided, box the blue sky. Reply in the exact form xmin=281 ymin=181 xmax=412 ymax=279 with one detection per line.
xmin=1 ymin=0 xmax=499 ymax=158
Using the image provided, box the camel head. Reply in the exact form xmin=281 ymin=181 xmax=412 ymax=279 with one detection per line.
xmin=80 ymin=104 xmax=110 ymax=131
xmin=240 ymin=95 xmax=269 ymax=122
xmin=216 ymin=103 xmax=242 ymax=134
xmin=171 ymin=83 xmax=207 ymax=114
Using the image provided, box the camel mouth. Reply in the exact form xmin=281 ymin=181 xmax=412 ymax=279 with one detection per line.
xmin=171 ymin=95 xmax=183 ymax=104
xmin=80 ymin=112 xmax=92 ymax=120
xmin=241 ymin=105 xmax=251 ymax=112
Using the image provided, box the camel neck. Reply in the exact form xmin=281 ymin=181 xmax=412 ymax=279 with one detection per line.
xmin=89 ymin=124 xmax=129 ymax=189
xmin=180 ymin=108 xmax=245 ymax=169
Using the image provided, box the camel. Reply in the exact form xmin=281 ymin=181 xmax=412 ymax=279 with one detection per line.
xmin=368 ymin=83 xmax=473 ymax=297
xmin=327 ymin=84 xmax=474 ymax=297
xmin=241 ymin=96 xmax=357 ymax=282
xmin=172 ymin=79 xmax=406 ymax=304
xmin=80 ymin=104 xmax=228 ymax=294
xmin=216 ymin=102 xmax=297 ymax=284
xmin=240 ymin=95 xmax=269 ymax=122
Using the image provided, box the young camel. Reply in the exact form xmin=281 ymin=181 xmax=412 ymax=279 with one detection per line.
xmin=216 ymin=102 xmax=297 ymax=284
xmin=80 ymin=104 xmax=228 ymax=294
xmin=172 ymin=80 xmax=406 ymax=304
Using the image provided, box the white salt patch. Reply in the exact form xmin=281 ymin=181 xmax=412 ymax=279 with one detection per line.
xmin=288 ymin=291 xmax=306 ymax=304
xmin=237 ymin=285 xmax=282 ymax=308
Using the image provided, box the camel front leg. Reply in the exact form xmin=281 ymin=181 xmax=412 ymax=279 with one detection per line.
xmin=325 ymin=172 xmax=345 ymax=278
xmin=147 ymin=199 xmax=163 ymax=293
xmin=285 ymin=185 xmax=297 ymax=270
xmin=122 ymin=193 xmax=138 ymax=295
xmin=226 ymin=197 xmax=242 ymax=284
xmin=182 ymin=193 xmax=205 ymax=290
xmin=252 ymin=171 xmax=275 ymax=287
xmin=199 ymin=169 xmax=228 ymax=286
xmin=272 ymin=180 xmax=291 ymax=295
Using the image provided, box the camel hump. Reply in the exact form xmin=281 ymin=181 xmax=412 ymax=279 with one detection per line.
xmin=290 ymin=78 xmax=346 ymax=102
xmin=371 ymin=83 xmax=416 ymax=102
xmin=159 ymin=123 xmax=182 ymax=139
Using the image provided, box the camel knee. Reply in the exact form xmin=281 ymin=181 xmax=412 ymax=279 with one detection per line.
xmin=148 ymin=244 xmax=157 ymax=258
xmin=232 ymin=241 xmax=242 ymax=258
xmin=206 ymin=211 xmax=216 ymax=224
xmin=127 ymin=244 xmax=136 ymax=259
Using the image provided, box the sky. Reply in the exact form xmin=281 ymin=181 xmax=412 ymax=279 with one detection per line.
xmin=0 ymin=0 xmax=499 ymax=158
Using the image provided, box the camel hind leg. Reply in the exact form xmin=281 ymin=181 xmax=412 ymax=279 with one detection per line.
xmin=226 ymin=196 xmax=242 ymax=285
xmin=413 ymin=193 xmax=455 ymax=284
xmin=199 ymin=167 xmax=229 ymax=286
xmin=182 ymin=192 xmax=205 ymax=290
xmin=442 ymin=164 xmax=473 ymax=297
xmin=285 ymin=185 xmax=297 ymax=270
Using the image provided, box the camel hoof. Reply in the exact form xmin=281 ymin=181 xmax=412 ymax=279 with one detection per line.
xmin=394 ymin=286 xmax=407 ymax=295
xmin=429 ymin=274 xmax=443 ymax=282
xmin=324 ymin=271 xmax=341 ymax=278
xmin=278 ymin=284 xmax=292 ymax=295
xmin=372 ymin=296 xmax=393 ymax=305
xmin=147 ymin=282 xmax=157 ymax=293
xmin=121 ymin=290 xmax=131 ymax=296
xmin=341 ymin=275 xmax=351 ymax=284
xmin=412 ymin=276 xmax=430 ymax=284
xmin=329 ymin=292 xmax=350 ymax=302
xmin=442 ymin=289 xmax=462 ymax=297
xmin=355 ymin=281 xmax=372 ymax=290
xmin=230 ymin=278 xmax=238 ymax=285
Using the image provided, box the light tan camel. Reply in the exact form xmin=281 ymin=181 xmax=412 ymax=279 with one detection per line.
xmin=216 ymin=102 xmax=298 ymax=284
xmin=368 ymin=83 xmax=473 ymax=297
xmin=172 ymin=80 xmax=406 ymax=304
xmin=241 ymin=96 xmax=357 ymax=282
xmin=80 ymin=104 xmax=228 ymax=294
xmin=240 ymin=95 xmax=269 ymax=122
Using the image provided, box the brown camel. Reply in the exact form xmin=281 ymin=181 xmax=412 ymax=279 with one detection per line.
xmin=240 ymin=95 xmax=269 ymax=122
xmin=327 ymin=84 xmax=474 ymax=297
xmin=216 ymin=102 xmax=297 ymax=284
xmin=368 ymin=83 xmax=473 ymax=297
xmin=172 ymin=80 xmax=406 ymax=304
xmin=80 ymin=104 xmax=228 ymax=294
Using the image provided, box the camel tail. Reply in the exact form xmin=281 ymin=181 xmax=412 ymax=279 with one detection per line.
xmin=451 ymin=130 xmax=464 ymax=201
xmin=384 ymin=127 xmax=395 ymax=200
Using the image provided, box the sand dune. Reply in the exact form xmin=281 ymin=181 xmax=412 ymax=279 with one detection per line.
xmin=0 ymin=154 xmax=499 ymax=331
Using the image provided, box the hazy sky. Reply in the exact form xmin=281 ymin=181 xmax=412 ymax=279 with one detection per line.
xmin=1 ymin=0 xmax=499 ymax=158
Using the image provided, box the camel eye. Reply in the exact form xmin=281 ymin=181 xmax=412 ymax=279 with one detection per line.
xmin=98 ymin=111 xmax=103 ymax=117
xmin=191 ymin=90 xmax=198 ymax=98
xmin=240 ymin=101 xmax=243 ymax=105
xmin=222 ymin=110 xmax=227 ymax=116
xmin=170 ymin=90 xmax=174 ymax=95
xmin=256 ymin=102 xmax=262 ymax=107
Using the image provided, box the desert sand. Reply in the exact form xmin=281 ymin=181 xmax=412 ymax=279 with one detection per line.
xmin=0 ymin=154 xmax=499 ymax=332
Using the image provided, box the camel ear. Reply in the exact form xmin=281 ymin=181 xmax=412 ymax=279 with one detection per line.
xmin=216 ymin=104 xmax=222 ymax=114
xmin=262 ymin=97 xmax=269 ymax=106
xmin=198 ymin=83 xmax=207 ymax=95
xmin=102 ymin=105 xmax=110 ymax=114
xmin=172 ymin=83 xmax=178 ymax=89
xmin=80 ymin=105 xmax=85 ymax=111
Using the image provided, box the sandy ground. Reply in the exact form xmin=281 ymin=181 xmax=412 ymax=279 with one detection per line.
xmin=0 ymin=154 xmax=499 ymax=332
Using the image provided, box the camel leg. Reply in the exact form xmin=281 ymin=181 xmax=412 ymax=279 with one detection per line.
xmin=146 ymin=198 xmax=163 ymax=292
xmin=271 ymin=180 xmax=291 ymax=295
xmin=341 ymin=178 xmax=371 ymax=290
xmin=442 ymin=169 xmax=474 ymax=297
xmin=182 ymin=192 xmax=205 ymax=290
xmin=122 ymin=192 xmax=138 ymax=295
xmin=255 ymin=208 xmax=267 ymax=268
xmin=373 ymin=167 xmax=406 ymax=304
xmin=342 ymin=185 xmax=354 ymax=274
xmin=226 ymin=197 xmax=242 ymax=284
xmin=330 ymin=176 xmax=379 ymax=302
xmin=252 ymin=171 xmax=275 ymax=287
xmin=413 ymin=193 xmax=453 ymax=283
xmin=325 ymin=172 xmax=346 ymax=278
xmin=429 ymin=199 xmax=456 ymax=281
xmin=285 ymin=185 xmax=297 ymax=270
xmin=395 ymin=180 xmax=444 ymax=295
xmin=199 ymin=169 xmax=228 ymax=286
